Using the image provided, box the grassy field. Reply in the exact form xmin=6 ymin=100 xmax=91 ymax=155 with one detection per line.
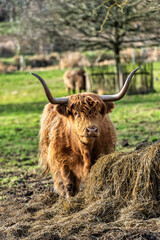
xmin=0 ymin=69 xmax=66 ymax=189
xmin=0 ymin=67 xmax=160 ymax=189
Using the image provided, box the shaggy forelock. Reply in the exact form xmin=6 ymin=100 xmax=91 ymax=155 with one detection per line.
xmin=68 ymin=94 xmax=104 ymax=116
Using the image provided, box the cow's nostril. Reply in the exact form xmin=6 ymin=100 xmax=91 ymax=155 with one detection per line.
xmin=94 ymin=127 xmax=98 ymax=133
xmin=86 ymin=126 xmax=98 ymax=135
xmin=87 ymin=128 xmax=90 ymax=133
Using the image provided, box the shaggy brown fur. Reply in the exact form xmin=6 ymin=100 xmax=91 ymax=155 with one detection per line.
xmin=63 ymin=68 xmax=86 ymax=94
xmin=39 ymin=93 xmax=117 ymax=197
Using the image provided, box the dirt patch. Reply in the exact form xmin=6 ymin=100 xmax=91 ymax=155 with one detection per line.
xmin=0 ymin=142 xmax=160 ymax=240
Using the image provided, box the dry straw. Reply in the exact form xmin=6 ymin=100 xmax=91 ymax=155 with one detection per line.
xmin=0 ymin=141 xmax=160 ymax=239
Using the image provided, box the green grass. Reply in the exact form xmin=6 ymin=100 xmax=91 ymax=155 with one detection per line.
xmin=0 ymin=67 xmax=160 ymax=188
xmin=113 ymin=93 xmax=160 ymax=150
xmin=0 ymin=69 xmax=66 ymax=188
xmin=0 ymin=22 xmax=15 ymax=35
xmin=0 ymin=69 xmax=66 ymax=104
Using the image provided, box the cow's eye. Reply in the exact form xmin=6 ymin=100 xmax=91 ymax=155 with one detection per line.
xmin=100 ymin=106 xmax=105 ymax=115
xmin=74 ymin=112 xmax=80 ymax=118
xmin=68 ymin=110 xmax=72 ymax=116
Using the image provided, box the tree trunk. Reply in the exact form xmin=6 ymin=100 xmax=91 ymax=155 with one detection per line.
xmin=114 ymin=44 xmax=121 ymax=91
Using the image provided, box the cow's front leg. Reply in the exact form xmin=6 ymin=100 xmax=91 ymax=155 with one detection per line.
xmin=61 ymin=165 xmax=80 ymax=198
xmin=50 ymin=166 xmax=66 ymax=196
xmin=82 ymin=151 xmax=91 ymax=178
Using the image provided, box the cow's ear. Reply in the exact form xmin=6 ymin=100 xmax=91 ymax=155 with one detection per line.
xmin=104 ymin=102 xmax=115 ymax=113
xmin=56 ymin=104 xmax=68 ymax=116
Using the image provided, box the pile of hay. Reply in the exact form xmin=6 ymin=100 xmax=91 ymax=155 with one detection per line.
xmin=0 ymin=142 xmax=160 ymax=239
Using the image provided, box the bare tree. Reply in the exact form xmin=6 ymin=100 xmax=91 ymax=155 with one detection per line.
xmin=10 ymin=0 xmax=160 ymax=85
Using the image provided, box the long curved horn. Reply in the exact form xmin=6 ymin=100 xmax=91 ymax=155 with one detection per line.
xmin=101 ymin=67 xmax=139 ymax=102
xmin=31 ymin=72 xmax=68 ymax=104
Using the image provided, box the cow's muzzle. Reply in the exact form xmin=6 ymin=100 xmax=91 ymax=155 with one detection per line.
xmin=86 ymin=125 xmax=99 ymax=137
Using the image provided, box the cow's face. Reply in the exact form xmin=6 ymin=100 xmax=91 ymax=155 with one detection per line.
xmin=56 ymin=93 xmax=114 ymax=144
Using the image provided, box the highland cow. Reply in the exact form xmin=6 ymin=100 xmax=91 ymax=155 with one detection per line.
xmin=63 ymin=68 xmax=86 ymax=94
xmin=31 ymin=68 xmax=139 ymax=198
